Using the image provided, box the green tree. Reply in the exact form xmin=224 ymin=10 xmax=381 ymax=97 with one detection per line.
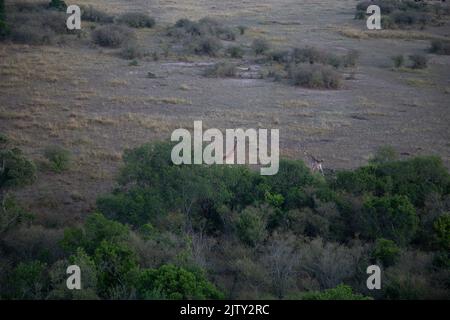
xmin=433 ymin=213 xmax=450 ymax=250
xmin=236 ymin=206 xmax=267 ymax=247
xmin=299 ymin=284 xmax=371 ymax=300
xmin=362 ymin=195 xmax=418 ymax=245
xmin=7 ymin=261 xmax=49 ymax=299
xmin=137 ymin=264 xmax=224 ymax=299
xmin=372 ymin=238 xmax=400 ymax=267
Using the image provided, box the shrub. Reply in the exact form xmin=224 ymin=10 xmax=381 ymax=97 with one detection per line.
xmin=119 ymin=41 xmax=144 ymax=60
xmin=80 ymin=5 xmax=114 ymax=23
xmin=430 ymin=40 xmax=450 ymax=55
xmin=237 ymin=25 xmax=247 ymax=35
xmin=0 ymin=148 xmax=36 ymax=188
xmin=372 ymin=238 xmax=400 ymax=267
xmin=44 ymin=146 xmax=71 ymax=173
xmin=226 ymin=45 xmax=244 ymax=58
xmin=190 ymin=36 xmax=222 ymax=56
xmin=409 ymin=54 xmax=428 ymax=69
xmin=300 ymin=284 xmax=371 ymax=300
xmin=92 ymin=25 xmax=134 ymax=48
xmin=170 ymin=17 xmax=236 ymax=40
xmin=369 ymin=145 xmax=398 ymax=164
xmin=0 ymin=0 xmax=7 ymax=37
xmin=48 ymin=0 xmax=67 ymax=11
xmin=137 ymin=264 xmax=224 ymax=299
xmin=116 ymin=12 xmax=155 ymax=28
xmin=235 ymin=206 xmax=267 ymax=246
xmin=204 ymin=62 xmax=237 ymax=78
xmin=392 ymin=54 xmax=405 ymax=68
xmin=433 ymin=213 xmax=450 ymax=250
xmin=342 ymin=50 xmax=360 ymax=67
xmin=362 ymin=195 xmax=418 ymax=245
xmin=288 ymin=64 xmax=342 ymax=89
xmin=252 ymin=38 xmax=270 ymax=55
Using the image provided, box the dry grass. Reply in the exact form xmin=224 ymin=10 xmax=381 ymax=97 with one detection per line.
xmin=338 ymin=27 xmax=450 ymax=41
xmin=281 ymin=100 xmax=312 ymax=108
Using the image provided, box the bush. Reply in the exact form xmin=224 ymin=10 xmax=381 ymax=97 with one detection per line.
xmin=372 ymin=238 xmax=400 ymax=267
xmin=369 ymin=145 xmax=398 ymax=164
xmin=409 ymin=54 xmax=428 ymax=69
xmin=92 ymin=25 xmax=134 ymax=48
xmin=236 ymin=206 xmax=267 ymax=246
xmin=80 ymin=5 xmax=114 ymax=23
xmin=252 ymin=38 xmax=270 ymax=55
xmin=137 ymin=264 xmax=224 ymax=299
xmin=288 ymin=64 xmax=342 ymax=89
xmin=0 ymin=0 xmax=7 ymax=37
xmin=362 ymin=195 xmax=418 ymax=245
xmin=430 ymin=40 xmax=450 ymax=55
xmin=170 ymin=17 xmax=236 ymax=40
xmin=119 ymin=41 xmax=145 ymax=60
xmin=0 ymin=148 xmax=36 ymax=188
xmin=48 ymin=0 xmax=67 ymax=11
xmin=44 ymin=146 xmax=71 ymax=172
xmin=433 ymin=213 xmax=450 ymax=250
xmin=204 ymin=62 xmax=237 ymax=78
xmin=300 ymin=284 xmax=371 ymax=300
xmin=116 ymin=12 xmax=155 ymax=28
xmin=226 ymin=45 xmax=244 ymax=58
xmin=190 ymin=36 xmax=222 ymax=56
xmin=392 ymin=54 xmax=405 ymax=68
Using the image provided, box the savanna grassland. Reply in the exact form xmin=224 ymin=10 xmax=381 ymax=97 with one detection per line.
xmin=0 ymin=0 xmax=449 ymax=300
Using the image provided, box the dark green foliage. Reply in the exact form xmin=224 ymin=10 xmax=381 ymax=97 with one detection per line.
xmin=433 ymin=213 xmax=450 ymax=250
xmin=0 ymin=0 xmax=7 ymax=37
xmin=355 ymin=0 xmax=450 ymax=28
xmin=44 ymin=146 xmax=71 ymax=172
xmin=0 ymin=148 xmax=36 ymax=189
xmin=235 ymin=206 xmax=267 ymax=246
xmin=362 ymin=195 xmax=418 ymax=245
xmin=299 ymin=284 xmax=371 ymax=300
xmin=120 ymin=41 xmax=145 ymax=60
xmin=48 ymin=0 xmax=67 ymax=11
xmin=137 ymin=264 xmax=224 ymax=299
xmin=335 ymin=156 xmax=450 ymax=207
xmin=372 ymin=238 xmax=400 ymax=267
xmin=116 ymin=12 xmax=155 ymax=28
xmin=6 ymin=261 xmax=49 ymax=299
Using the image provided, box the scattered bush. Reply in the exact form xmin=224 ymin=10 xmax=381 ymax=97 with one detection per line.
xmin=252 ymin=38 xmax=270 ymax=55
xmin=119 ymin=41 xmax=145 ymax=60
xmin=170 ymin=17 xmax=236 ymax=40
xmin=0 ymin=0 xmax=7 ymax=37
xmin=204 ymin=62 xmax=237 ymax=78
xmin=392 ymin=54 xmax=405 ymax=68
xmin=226 ymin=45 xmax=244 ymax=58
xmin=80 ymin=5 xmax=114 ymax=23
xmin=409 ymin=54 xmax=428 ymax=69
xmin=44 ymin=146 xmax=71 ymax=173
xmin=116 ymin=12 xmax=155 ymax=28
xmin=288 ymin=63 xmax=342 ymax=89
xmin=300 ymin=284 xmax=371 ymax=300
xmin=430 ymin=40 xmax=450 ymax=55
xmin=189 ymin=36 xmax=222 ymax=56
xmin=0 ymin=148 xmax=36 ymax=188
xmin=92 ymin=25 xmax=134 ymax=48
xmin=433 ymin=213 xmax=450 ymax=250
xmin=369 ymin=145 xmax=398 ymax=164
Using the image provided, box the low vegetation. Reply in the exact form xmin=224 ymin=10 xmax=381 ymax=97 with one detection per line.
xmin=355 ymin=0 xmax=450 ymax=29
xmin=116 ymin=12 xmax=155 ymax=29
xmin=1 ymin=140 xmax=449 ymax=299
